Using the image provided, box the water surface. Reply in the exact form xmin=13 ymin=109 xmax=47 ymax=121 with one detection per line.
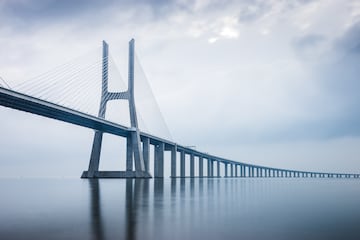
xmin=1 ymin=178 xmax=360 ymax=240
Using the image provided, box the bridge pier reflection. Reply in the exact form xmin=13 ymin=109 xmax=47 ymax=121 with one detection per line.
xmin=89 ymin=179 xmax=105 ymax=240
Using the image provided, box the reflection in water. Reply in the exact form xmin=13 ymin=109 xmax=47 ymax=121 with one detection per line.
xmin=89 ymin=179 xmax=104 ymax=240
xmin=3 ymin=178 xmax=359 ymax=239
xmin=86 ymin=178 xmax=360 ymax=240
xmin=125 ymin=179 xmax=135 ymax=240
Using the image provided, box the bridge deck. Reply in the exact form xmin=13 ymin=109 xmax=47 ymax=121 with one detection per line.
xmin=0 ymin=87 xmax=358 ymax=177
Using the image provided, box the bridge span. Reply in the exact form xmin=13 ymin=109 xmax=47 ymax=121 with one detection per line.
xmin=0 ymin=39 xmax=358 ymax=179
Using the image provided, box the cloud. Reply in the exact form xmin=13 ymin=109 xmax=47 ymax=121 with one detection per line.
xmin=238 ymin=1 xmax=272 ymax=22
xmin=0 ymin=0 xmax=175 ymax=32
xmin=336 ymin=21 xmax=360 ymax=54
xmin=293 ymin=34 xmax=325 ymax=49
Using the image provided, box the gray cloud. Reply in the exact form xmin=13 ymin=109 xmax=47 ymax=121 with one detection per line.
xmin=270 ymin=21 xmax=360 ymax=142
xmin=293 ymin=34 xmax=325 ymax=50
xmin=238 ymin=1 xmax=272 ymax=22
xmin=336 ymin=21 xmax=360 ymax=55
xmin=0 ymin=0 xmax=174 ymax=31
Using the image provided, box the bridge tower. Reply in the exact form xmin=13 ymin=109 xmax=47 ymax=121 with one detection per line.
xmin=82 ymin=39 xmax=151 ymax=178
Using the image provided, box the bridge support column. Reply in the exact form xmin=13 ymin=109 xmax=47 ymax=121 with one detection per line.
xmin=210 ymin=160 xmax=214 ymax=177
xmin=154 ymin=142 xmax=164 ymax=178
xmin=190 ymin=154 xmax=195 ymax=177
xmin=224 ymin=163 xmax=228 ymax=177
xmin=199 ymin=156 xmax=203 ymax=177
xmin=207 ymin=159 xmax=211 ymax=177
xmin=235 ymin=165 xmax=238 ymax=177
xmin=171 ymin=145 xmax=177 ymax=178
xmin=207 ymin=159 xmax=213 ymax=177
xmin=126 ymin=135 xmax=133 ymax=171
xmin=217 ymin=161 xmax=221 ymax=177
xmin=143 ymin=137 xmax=150 ymax=172
xmin=86 ymin=131 xmax=103 ymax=177
xmin=180 ymin=151 xmax=185 ymax=178
xmin=231 ymin=164 xmax=234 ymax=177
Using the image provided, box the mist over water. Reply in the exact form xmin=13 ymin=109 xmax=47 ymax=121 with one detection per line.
xmin=0 ymin=178 xmax=360 ymax=240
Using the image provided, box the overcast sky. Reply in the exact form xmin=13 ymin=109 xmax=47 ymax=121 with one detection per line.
xmin=0 ymin=0 xmax=360 ymax=177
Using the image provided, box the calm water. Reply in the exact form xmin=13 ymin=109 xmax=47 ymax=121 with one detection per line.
xmin=1 ymin=178 xmax=360 ymax=240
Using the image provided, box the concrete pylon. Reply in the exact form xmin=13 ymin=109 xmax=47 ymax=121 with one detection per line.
xmin=82 ymin=39 xmax=151 ymax=178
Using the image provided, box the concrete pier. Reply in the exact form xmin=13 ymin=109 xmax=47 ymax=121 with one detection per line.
xmin=143 ymin=137 xmax=150 ymax=172
xmin=207 ymin=159 xmax=211 ymax=177
xmin=190 ymin=154 xmax=195 ymax=177
xmin=170 ymin=145 xmax=176 ymax=178
xmin=126 ymin=135 xmax=133 ymax=171
xmin=224 ymin=163 xmax=228 ymax=177
xmin=217 ymin=161 xmax=221 ymax=177
xmin=199 ymin=156 xmax=203 ymax=177
xmin=154 ymin=142 xmax=164 ymax=178
xmin=180 ymin=151 xmax=185 ymax=178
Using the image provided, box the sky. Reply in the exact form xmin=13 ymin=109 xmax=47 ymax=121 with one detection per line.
xmin=0 ymin=0 xmax=360 ymax=177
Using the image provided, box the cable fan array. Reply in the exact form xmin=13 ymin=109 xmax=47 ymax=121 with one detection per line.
xmin=1 ymin=46 xmax=173 ymax=140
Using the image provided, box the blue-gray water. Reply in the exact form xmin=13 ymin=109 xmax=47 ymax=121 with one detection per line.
xmin=1 ymin=178 xmax=360 ymax=240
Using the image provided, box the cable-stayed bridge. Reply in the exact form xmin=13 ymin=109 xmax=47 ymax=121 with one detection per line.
xmin=0 ymin=39 xmax=358 ymax=179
